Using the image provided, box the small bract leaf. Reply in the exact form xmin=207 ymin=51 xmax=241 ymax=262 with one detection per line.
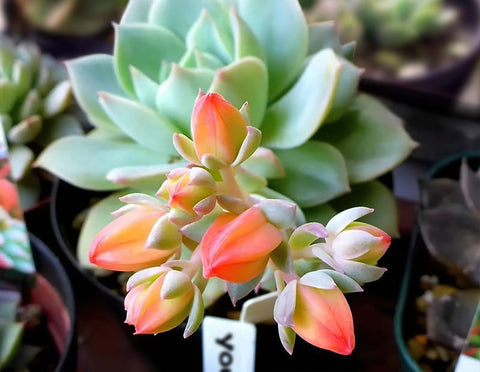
xmin=256 ymin=199 xmax=296 ymax=229
xmin=270 ymin=241 xmax=292 ymax=273
xmin=321 ymin=269 xmax=364 ymax=293
xmin=325 ymin=207 xmax=373 ymax=236
xmin=114 ymin=23 xmax=185 ymax=95
xmin=173 ymin=133 xmax=201 ymax=165
xmin=42 ymin=80 xmax=72 ymax=118
xmin=337 ymin=259 xmax=387 ymax=284
xmin=161 ymin=270 xmax=192 ymax=299
xmin=99 ymin=92 xmax=177 ymax=154
xmin=299 ymin=270 xmax=336 ymax=290
xmin=210 ymin=57 xmax=268 ymax=128
xmin=119 ymin=193 xmax=166 ymax=210
xmin=146 ymin=214 xmax=182 ymax=250
xmin=184 ymin=286 xmax=204 ymax=338
xmin=9 ymin=145 xmax=34 ymax=181
xmin=231 ymin=126 xmax=262 ymax=167
xmin=289 ymin=223 xmax=328 ymax=250
xmin=269 ymin=141 xmax=350 ymax=207
xmin=261 ymin=49 xmax=341 ymax=148
xmin=227 ymin=273 xmax=263 ymax=306
xmin=278 ymin=324 xmax=296 ymax=355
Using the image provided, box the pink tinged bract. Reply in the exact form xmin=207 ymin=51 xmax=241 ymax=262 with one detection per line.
xmin=191 ymin=92 xmax=248 ymax=166
xmin=200 ymin=206 xmax=283 ymax=283
xmin=89 ymin=207 xmax=177 ymax=271
xmin=124 ymin=270 xmax=195 ymax=334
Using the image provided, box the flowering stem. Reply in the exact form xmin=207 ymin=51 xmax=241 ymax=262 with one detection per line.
xmin=218 ymin=166 xmax=248 ymax=204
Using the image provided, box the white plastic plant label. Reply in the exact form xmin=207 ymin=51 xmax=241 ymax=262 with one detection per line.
xmin=202 ymin=316 xmax=256 ymax=372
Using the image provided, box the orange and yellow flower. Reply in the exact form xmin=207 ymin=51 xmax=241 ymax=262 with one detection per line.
xmin=90 ymin=207 xmax=177 ymax=271
xmin=200 ymin=206 xmax=283 ymax=283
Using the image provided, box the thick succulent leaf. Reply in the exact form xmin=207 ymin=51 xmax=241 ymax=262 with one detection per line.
xmin=307 ymin=21 xmax=342 ymax=56
xmin=209 ymin=57 xmax=268 ymax=127
xmin=229 ymin=8 xmax=265 ymax=62
xmin=0 ymin=81 xmax=17 ymax=114
xmin=227 ymin=273 xmax=263 ymax=306
xmin=194 ymin=50 xmax=224 ymax=70
xmin=77 ymin=190 xmax=127 ymax=271
xmin=120 ymin=0 xmax=155 ymax=24
xmin=186 ymin=10 xmax=232 ymax=64
xmin=147 ymin=0 xmax=204 ymax=39
xmin=318 ymin=94 xmax=416 ymax=183
xmin=114 ymin=23 xmax=185 ymax=95
xmin=9 ymin=145 xmax=34 ymax=181
xmin=99 ymin=92 xmax=177 ymax=154
xmin=261 ymin=49 xmax=341 ymax=149
xmin=66 ymin=54 xmax=124 ymax=131
xmin=330 ymin=180 xmax=400 ymax=238
xmin=35 ymin=136 xmax=164 ymax=191
xmin=130 ymin=66 xmax=160 ymax=109
xmin=237 ymin=0 xmax=308 ymax=101
xmin=35 ymin=114 xmax=83 ymax=147
xmin=268 ymin=141 xmax=350 ymax=208
xmin=341 ymin=42 xmax=356 ymax=61
xmin=0 ymin=322 xmax=23 ymax=368
xmin=325 ymin=58 xmax=363 ymax=123
xmin=321 ymin=270 xmax=364 ymax=293
xmin=156 ymin=65 xmax=214 ymax=134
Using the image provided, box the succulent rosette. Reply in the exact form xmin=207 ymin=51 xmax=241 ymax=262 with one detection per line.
xmin=37 ymin=0 xmax=414 ymax=266
xmin=0 ymin=37 xmax=83 ymax=208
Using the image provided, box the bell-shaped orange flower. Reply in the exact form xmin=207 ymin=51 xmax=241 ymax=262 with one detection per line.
xmin=191 ymin=92 xmax=248 ymax=167
xmin=274 ymin=271 xmax=355 ymax=355
xmin=125 ymin=268 xmax=196 ymax=334
xmin=200 ymin=206 xmax=283 ymax=283
xmin=90 ymin=207 xmax=177 ymax=271
xmin=0 ymin=178 xmax=20 ymax=213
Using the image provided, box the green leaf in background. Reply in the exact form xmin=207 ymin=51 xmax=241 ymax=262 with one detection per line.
xmin=303 ymin=203 xmax=338 ymax=226
xmin=35 ymin=114 xmax=83 ymax=147
xmin=261 ymin=49 xmax=341 ymax=149
xmin=66 ymin=54 xmax=125 ymax=131
xmin=330 ymin=180 xmax=399 ymax=237
xmin=114 ymin=23 xmax=185 ymax=95
xmin=120 ymin=0 xmax=155 ymax=24
xmin=156 ymin=65 xmax=214 ymax=134
xmin=318 ymin=94 xmax=417 ymax=184
xmin=210 ymin=57 xmax=268 ymax=127
xmin=0 ymin=322 xmax=23 ymax=369
xmin=269 ymin=141 xmax=350 ymax=208
xmin=238 ymin=0 xmax=308 ymax=101
xmin=99 ymin=92 xmax=177 ymax=154
xmin=35 ymin=136 xmax=165 ymax=190
xmin=307 ymin=21 xmax=342 ymax=56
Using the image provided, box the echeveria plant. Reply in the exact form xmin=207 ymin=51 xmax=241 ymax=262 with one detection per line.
xmin=0 ymin=37 xmax=83 ymax=207
xmin=37 ymin=0 xmax=414 ymax=266
xmin=89 ymin=92 xmax=392 ymax=355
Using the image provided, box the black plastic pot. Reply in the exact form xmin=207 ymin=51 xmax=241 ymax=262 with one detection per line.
xmin=394 ymin=150 xmax=480 ymax=371
xmin=360 ymin=0 xmax=480 ymax=109
xmin=30 ymin=233 xmax=77 ymax=372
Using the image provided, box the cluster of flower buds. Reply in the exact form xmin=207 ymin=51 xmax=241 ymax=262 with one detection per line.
xmin=89 ymin=92 xmax=392 ymax=355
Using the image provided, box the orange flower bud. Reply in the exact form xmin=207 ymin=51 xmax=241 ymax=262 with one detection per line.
xmin=200 ymin=206 xmax=283 ymax=283
xmin=191 ymin=92 xmax=248 ymax=167
xmin=274 ymin=272 xmax=355 ymax=355
xmin=90 ymin=207 xmax=177 ymax=271
xmin=125 ymin=268 xmax=195 ymax=334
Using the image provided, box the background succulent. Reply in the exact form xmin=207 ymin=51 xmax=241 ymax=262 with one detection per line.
xmin=15 ymin=0 xmax=128 ymax=36
xmin=0 ymin=37 xmax=83 ymax=208
xmin=37 ymin=0 xmax=415 ymax=268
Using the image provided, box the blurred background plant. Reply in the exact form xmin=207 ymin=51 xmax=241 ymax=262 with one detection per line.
xmin=301 ymin=0 xmax=472 ymax=80
xmin=0 ymin=37 xmax=84 ymax=209
xmin=13 ymin=0 xmax=127 ymax=37
xmin=405 ymin=155 xmax=480 ymax=370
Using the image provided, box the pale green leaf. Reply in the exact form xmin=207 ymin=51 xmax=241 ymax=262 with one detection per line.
xmin=120 ymin=0 xmax=155 ymax=24
xmin=209 ymin=57 xmax=268 ymax=127
xmin=307 ymin=21 xmax=342 ymax=56
xmin=66 ymin=54 xmax=124 ymax=131
xmin=156 ymin=65 xmax=214 ymax=134
xmin=35 ymin=136 xmax=164 ymax=191
xmin=238 ymin=0 xmax=308 ymax=101
xmin=318 ymin=94 xmax=416 ymax=183
xmin=330 ymin=180 xmax=400 ymax=238
xmin=261 ymin=49 xmax=341 ymax=149
xmin=0 ymin=81 xmax=17 ymax=114
xmin=35 ymin=114 xmax=83 ymax=147
xmin=99 ymin=92 xmax=177 ymax=154
xmin=130 ymin=66 xmax=160 ymax=109
xmin=229 ymin=8 xmax=265 ymax=62
xmin=114 ymin=23 xmax=185 ymax=95
xmin=269 ymin=141 xmax=350 ymax=207
xmin=0 ymin=322 xmax=23 ymax=368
